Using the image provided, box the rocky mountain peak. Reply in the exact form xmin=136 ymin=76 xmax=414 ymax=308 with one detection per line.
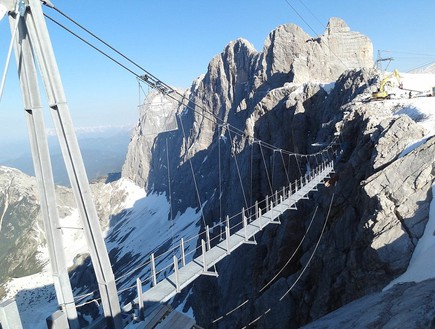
xmin=326 ymin=17 xmax=351 ymax=34
xmin=122 ymin=18 xmax=373 ymax=188
xmin=208 ymin=37 xmax=257 ymax=73
xmin=259 ymin=18 xmax=372 ymax=84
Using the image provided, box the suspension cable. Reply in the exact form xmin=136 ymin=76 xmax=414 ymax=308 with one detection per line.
xmin=294 ymin=154 xmax=303 ymax=177
xmin=250 ymin=142 xmax=254 ymax=216
xmin=227 ymin=128 xmax=249 ymax=211
xmin=283 ymin=0 xmax=370 ymax=87
xmin=212 ymin=189 xmax=334 ymax=326
xmin=48 ymin=5 xmax=169 ymax=92
xmin=218 ymin=125 xmax=223 ymax=222
xmin=271 ymin=150 xmax=276 ymax=191
xmin=43 ymin=13 xmax=140 ymax=78
xmin=117 ymin=149 xmax=338 ymax=291
xmin=283 ymin=0 xmax=349 ymax=72
xmin=279 ymin=192 xmax=334 ymax=300
xmin=296 ymin=0 xmax=325 ymax=30
xmin=166 ymin=137 xmax=175 ymax=253
xmin=178 ymin=113 xmax=207 ymax=228
xmin=279 ymin=150 xmax=290 ymax=185
xmin=259 ymin=205 xmax=318 ymax=293
xmin=38 ymin=5 xmax=344 ymax=312
xmin=43 ymin=5 xmax=339 ymax=159
xmin=243 ymin=192 xmax=334 ymax=329
xmin=259 ymin=141 xmax=274 ymax=197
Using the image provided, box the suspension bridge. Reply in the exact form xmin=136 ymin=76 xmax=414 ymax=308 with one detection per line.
xmin=125 ymin=160 xmax=334 ymax=310
xmin=0 ymin=1 xmax=340 ymax=329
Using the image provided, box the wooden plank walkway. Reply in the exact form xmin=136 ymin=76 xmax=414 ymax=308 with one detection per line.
xmin=130 ymin=162 xmax=334 ymax=306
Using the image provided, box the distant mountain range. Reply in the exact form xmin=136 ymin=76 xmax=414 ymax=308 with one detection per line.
xmin=410 ymin=62 xmax=435 ymax=74
xmin=0 ymin=125 xmax=133 ymax=186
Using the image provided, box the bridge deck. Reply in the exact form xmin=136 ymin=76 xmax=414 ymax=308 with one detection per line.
xmin=129 ymin=163 xmax=333 ymax=306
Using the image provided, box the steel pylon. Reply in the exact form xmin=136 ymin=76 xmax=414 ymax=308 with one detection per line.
xmin=2 ymin=0 xmax=123 ymax=328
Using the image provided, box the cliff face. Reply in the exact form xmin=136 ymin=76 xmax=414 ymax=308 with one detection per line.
xmin=121 ymin=17 xmax=373 ymax=190
xmin=0 ymin=167 xmax=76 ymax=298
xmin=122 ymin=92 xmax=182 ymax=189
xmin=120 ymin=17 xmax=435 ymax=328
xmin=0 ymin=167 xmax=43 ymax=296
xmin=260 ymin=17 xmax=372 ymax=85
xmin=186 ymin=70 xmax=434 ymax=328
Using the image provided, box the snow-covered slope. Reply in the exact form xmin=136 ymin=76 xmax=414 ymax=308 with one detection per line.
xmin=384 ymin=184 xmax=435 ymax=289
xmin=1 ymin=177 xmax=201 ymax=328
xmin=382 ymin=73 xmax=435 ymax=290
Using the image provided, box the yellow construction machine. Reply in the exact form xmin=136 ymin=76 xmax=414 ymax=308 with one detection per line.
xmin=372 ymin=69 xmax=401 ymax=100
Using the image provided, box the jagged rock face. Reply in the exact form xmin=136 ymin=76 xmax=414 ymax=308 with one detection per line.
xmin=364 ymin=136 xmax=434 ymax=271
xmin=123 ymin=17 xmax=431 ymax=328
xmin=184 ymin=39 xmax=258 ymax=158
xmin=0 ymin=15 xmax=432 ymax=329
xmin=289 ymin=99 xmax=434 ymax=326
xmin=122 ymin=91 xmax=184 ymax=189
xmin=0 ymin=167 xmax=42 ymax=294
xmin=0 ymin=166 xmax=78 ymax=298
xmin=302 ymin=278 xmax=435 ymax=329
xmin=321 ymin=17 xmax=373 ymax=80
xmin=371 ymin=115 xmax=426 ymax=170
xmin=0 ymin=166 xmax=124 ymax=296
xmin=0 ymin=167 xmax=44 ymax=297
xmin=122 ymin=18 xmax=373 ymax=189
xmin=259 ymin=17 xmax=372 ymax=86
xmin=188 ymin=72 xmax=433 ymax=329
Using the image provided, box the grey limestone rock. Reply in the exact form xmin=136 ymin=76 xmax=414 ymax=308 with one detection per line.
xmin=301 ymin=278 xmax=435 ymax=329
xmin=121 ymin=18 xmax=373 ymax=190
xmin=120 ymin=16 xmax=435 ymax=329
xmin=122 ymin=90 xmax=184 ymax=189
xmin=258 ymin=17 xmax=372 ymax=85
xmin=371 ymin=115 xmax=427 ymax=170
xmin=363 ymin=136 xmax=435 ymax=271
xmin=0 ymin=167 xmax=44 ymax=297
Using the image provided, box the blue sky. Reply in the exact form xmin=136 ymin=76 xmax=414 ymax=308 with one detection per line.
xmin=0 ymin=0 xmax=435 ymax=150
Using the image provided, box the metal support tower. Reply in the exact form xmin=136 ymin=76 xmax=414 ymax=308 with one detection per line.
xmin=375 ymin=50 xmax=393 ymax=70
xmin=2 ymin=0 xmax=122 ymax=328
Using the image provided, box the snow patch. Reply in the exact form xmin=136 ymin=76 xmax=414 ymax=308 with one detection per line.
xmin=320 ymin=82 xmax=335 ymax=94
xmin=385 ymin=183 xmax=435 ymax=290
xmin=399 ymin=72 xmax=435 ymax=93
xmin=3 ymin=272 xmax=57 ymax=329
xmin=115 ymin=178 xmax=147 ymax=210
xmin=399 ymin=136 xmax=430 ymax=158
xmin=60 ymin=209 xmax=89 ymax=268
xmin=390 ymin=72 xmax=435 ymax=135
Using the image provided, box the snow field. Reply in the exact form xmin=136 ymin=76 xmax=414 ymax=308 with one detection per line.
xmin=2 ymin=178 xmax=201 ymax=328
xmin=384 ymin=72 xmax=435 ymax=289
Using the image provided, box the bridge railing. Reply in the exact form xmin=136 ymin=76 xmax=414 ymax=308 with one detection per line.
xmin=124 ymin=160 xmax=333 ymax=294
